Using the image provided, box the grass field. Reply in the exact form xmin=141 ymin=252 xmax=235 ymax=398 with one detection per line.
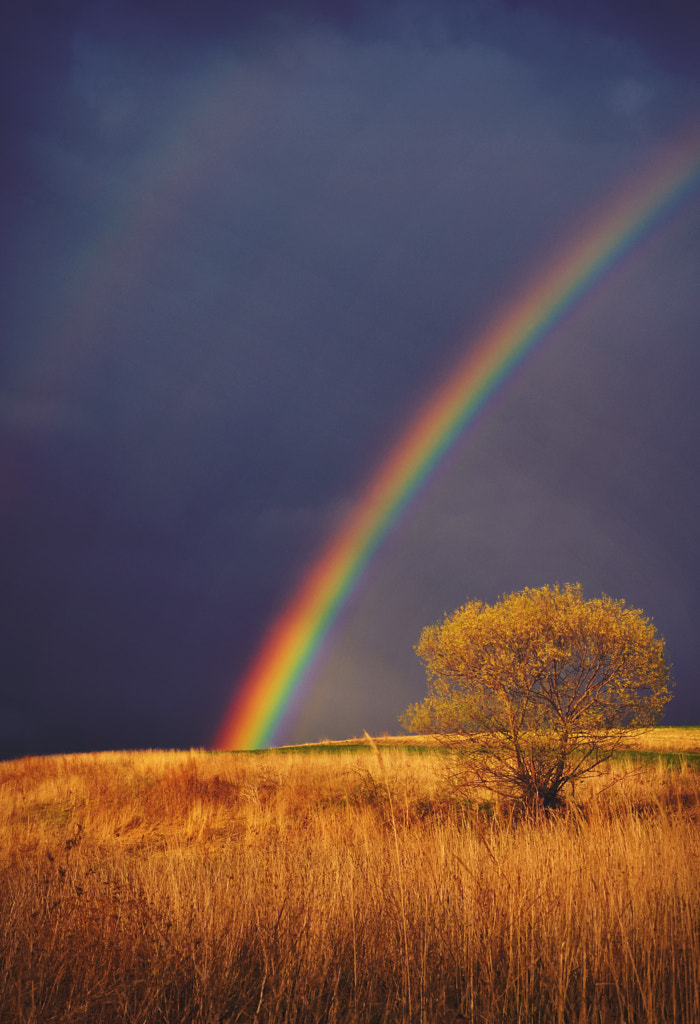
xmin=1 ymin=730 xmax=699 ymax=1023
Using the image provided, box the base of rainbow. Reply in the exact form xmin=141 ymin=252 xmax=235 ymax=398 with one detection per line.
xmin=214 ymin=129 xmax=700 ymax=751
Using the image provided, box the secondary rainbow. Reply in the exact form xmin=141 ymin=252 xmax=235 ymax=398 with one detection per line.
xmin=214 ymin=131 xmax=700 ymax=751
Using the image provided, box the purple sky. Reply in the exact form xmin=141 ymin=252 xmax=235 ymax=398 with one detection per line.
xmin=1 ymin=0 xmax=699 ymax=756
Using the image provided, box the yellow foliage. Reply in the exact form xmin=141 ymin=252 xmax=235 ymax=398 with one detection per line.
xmin=401 ymin=583 xmax=673 ymax=807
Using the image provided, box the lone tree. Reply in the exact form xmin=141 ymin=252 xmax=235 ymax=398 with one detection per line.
xmin=400 ymin=583 xmax=672 ymax=809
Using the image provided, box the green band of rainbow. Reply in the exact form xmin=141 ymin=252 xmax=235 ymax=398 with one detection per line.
xmin=213 ymin=131 xmax=700 ymax=751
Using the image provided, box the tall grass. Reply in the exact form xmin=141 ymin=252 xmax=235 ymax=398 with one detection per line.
xmin=1 ymin=742 xmax=698 ymax=1023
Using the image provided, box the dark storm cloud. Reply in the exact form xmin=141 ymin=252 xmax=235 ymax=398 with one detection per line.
xmin=1 ymin=0 xmax=699 ymax=754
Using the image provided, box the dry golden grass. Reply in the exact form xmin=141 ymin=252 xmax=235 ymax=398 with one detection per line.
xmin=310 ymin=727 xmax=700 ymax=753
xmin=1 ymin=737 xmax=699 ymax=1024
xmin=619 ymin=726 xmax=700 ymax=753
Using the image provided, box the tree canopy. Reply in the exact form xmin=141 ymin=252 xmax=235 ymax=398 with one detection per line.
xmin=400 ymin=583 xmax=673 ymax=808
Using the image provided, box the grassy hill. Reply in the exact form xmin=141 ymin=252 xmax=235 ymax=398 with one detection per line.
xmin=1 ymin=729 xmax=699 ymax=1023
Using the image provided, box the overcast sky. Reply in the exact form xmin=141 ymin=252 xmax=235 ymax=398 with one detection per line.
xmin=1 ymin=0 xmax=699 ymax=756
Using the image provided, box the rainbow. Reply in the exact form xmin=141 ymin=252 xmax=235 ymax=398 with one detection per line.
xmin=214 ymin=131 xmax=700 ymax=751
